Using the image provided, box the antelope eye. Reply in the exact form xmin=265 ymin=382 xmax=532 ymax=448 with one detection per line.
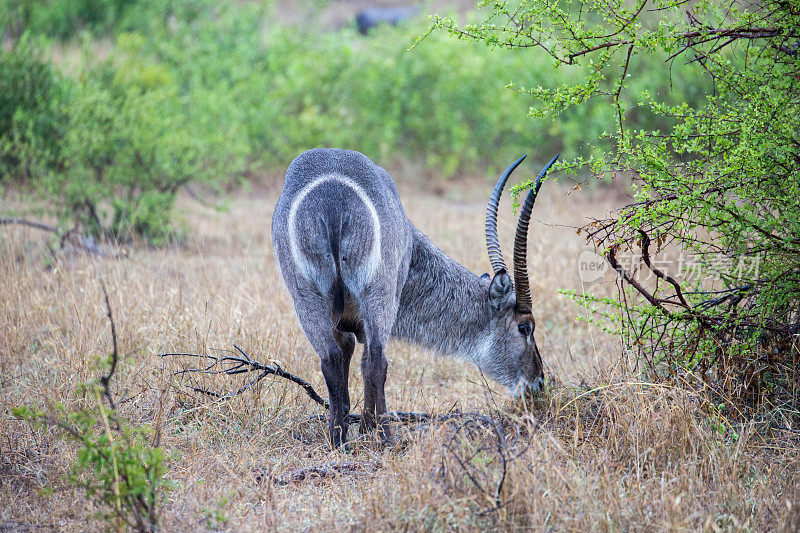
xmin=518 ymin=322 xmax=533 ymax=336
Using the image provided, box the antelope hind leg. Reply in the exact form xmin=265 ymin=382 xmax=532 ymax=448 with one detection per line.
xmin=320 ymin=339 xmax=350 ymax=448
xmin=359 ymin=337 xmax=392 ymax=443
xmin=334 ymin=329 xmax=355 ymax=419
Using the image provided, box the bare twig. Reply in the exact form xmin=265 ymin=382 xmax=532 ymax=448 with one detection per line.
xmin=566 ymin=26 xmax=789 ymax=63
xmin=99 ymin=281 xmax=119 ymax=410
xmin=638 ymin=230 xmax=691 ymax=310
xmin=439 ymin=412 xmax=519 ymax=515
xmin=607 ymin=244 xmax=673 ymax=318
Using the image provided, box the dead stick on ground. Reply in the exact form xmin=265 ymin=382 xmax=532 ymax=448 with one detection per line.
xmin=0 ymin=217 xmax=117 ymax=257
xmin=158 ymin=347 xmax=508 ymax=427
xmin=0 ymin=217 xmax=60 ymax=233
xmin=158 ymin=345 xmax=328 ymax=406
xmin=262 ymin=461 xmax=378 ymax=485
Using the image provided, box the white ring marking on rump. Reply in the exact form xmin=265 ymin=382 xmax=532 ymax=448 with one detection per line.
xmin=287 ymin=174 xmax=382 ymax=292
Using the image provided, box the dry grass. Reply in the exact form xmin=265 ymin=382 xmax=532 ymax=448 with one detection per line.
xmin=1 ymin=173 xmax=798 ymax=531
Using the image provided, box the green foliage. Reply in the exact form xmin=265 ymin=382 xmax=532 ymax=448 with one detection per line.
xmin=0 ymin=28 xmax=247 ymax=243
xmin=437 ymin=0 xmax=800 ymax=407
xmin=246 ymin=20 xmax=705 ymax=175
xmin=54 ymin=44 xmax=244 ymax=243
xmin=0 ymin=35 xmax=68 ymax=186
xmin=13 ymin=383 xmax=168 ymax=532
xmin=14 ymin=392 xmax=168 ymax=531
xmin=1 ymin=0 xmax=141 ymax=39
xmin=252 ymin=25 xmax=566 ymax=175
xmin=202 ymin=496 xmax=230 ymax=529
xmin=119 ymin=2 xmax=554 ymax=176
xmin=1 ymin=0 xmax=714 ymax=243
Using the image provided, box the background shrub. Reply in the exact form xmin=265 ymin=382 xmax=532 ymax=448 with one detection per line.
xmin=434 ymin=0 xmax=800 ymax=412
xmin=1 ymin=0 xmax=709 ymax=241
xmin=1 ymin=0 xmax=142 ymax=39
xmin=0 ymin=35 xmax=69 ymax=187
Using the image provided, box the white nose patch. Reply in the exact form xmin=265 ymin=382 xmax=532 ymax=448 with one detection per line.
xmin=509 ymin=375 xmax=543 ymax=397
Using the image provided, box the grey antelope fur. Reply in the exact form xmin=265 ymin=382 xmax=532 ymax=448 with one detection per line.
xmin=272 ymin=148 xmax=558 ymax=446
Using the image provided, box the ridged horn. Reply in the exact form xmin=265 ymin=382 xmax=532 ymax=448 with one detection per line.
xmin=485 ymin=155 xmax=527 ymax=275
xmin=513 ymin=154 xmax=559 ymax=314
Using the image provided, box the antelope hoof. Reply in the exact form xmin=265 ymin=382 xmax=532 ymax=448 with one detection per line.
xmin=358 ymin=417 xmax=376 ymax=435
xmin=358 ymin=417 xmax=394 ymax=446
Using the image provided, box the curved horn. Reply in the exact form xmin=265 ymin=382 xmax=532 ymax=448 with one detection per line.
xmin=485 ymin=155 xmax=527 ymax=274
xmin=513 ymin=154 xmax=559 ymax=313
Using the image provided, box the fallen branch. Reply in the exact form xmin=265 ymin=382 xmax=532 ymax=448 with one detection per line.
xmin=0 ymin=217 xmax=119 ymax=257
xmin=158 ymin=347 xmax=516 ymax=428
xmin=260 ymin=461 xmax=378 ymax=485
xmin=0 ymin=217 xmax=60 ymax=233
xmin=158 ymin=345 xmax=328 ymax=406
xmin=304 ymin=409 xmax=507 ymax=426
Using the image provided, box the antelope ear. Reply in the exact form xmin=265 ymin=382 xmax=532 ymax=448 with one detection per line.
xmin=489 ymin=270 xmax=513 ymax=312
xmin=480 ymin=273 xmax=492 ymax=283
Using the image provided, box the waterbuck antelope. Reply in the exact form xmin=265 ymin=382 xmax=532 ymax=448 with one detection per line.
xmin=272 ymin=148 xmax=558 ymax=446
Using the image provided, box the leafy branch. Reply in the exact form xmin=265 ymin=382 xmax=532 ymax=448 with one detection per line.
xmin=13 ymin=284 xmax=167 ymax=532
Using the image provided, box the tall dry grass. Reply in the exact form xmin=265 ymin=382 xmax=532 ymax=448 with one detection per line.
xmin=1 ymin=173 xmax=798 ymax=531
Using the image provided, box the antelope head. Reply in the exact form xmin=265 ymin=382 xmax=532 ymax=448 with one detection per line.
xmin=481 ymin=154 xmax=558 ymax=396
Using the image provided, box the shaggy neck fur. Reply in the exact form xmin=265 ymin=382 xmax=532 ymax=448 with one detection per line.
xmin=391 ymin=227 xmax=493 ymax=363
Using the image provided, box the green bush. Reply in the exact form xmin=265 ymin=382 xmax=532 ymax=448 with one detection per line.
xmin=1 ymin=0 xmax=140 ymax=39
xmin=436 ymin=0 xmax=800 ymax=411
xmin=115 ymin=0 xmax=708 ymax=176
xmin=0 ymin=30 xmax=247 ymax=243
xmin=252 ymin=23 xmax=701 ymax=175
xmin=0 ymin=35 xmax=69 ymax=186
xmin=1 ymin=0 xmax=712 ymax=243
xmin=54 ymin=44 xmax=246 ymax=243
xmin=14 ymin=400 xmax=168 ymax=531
